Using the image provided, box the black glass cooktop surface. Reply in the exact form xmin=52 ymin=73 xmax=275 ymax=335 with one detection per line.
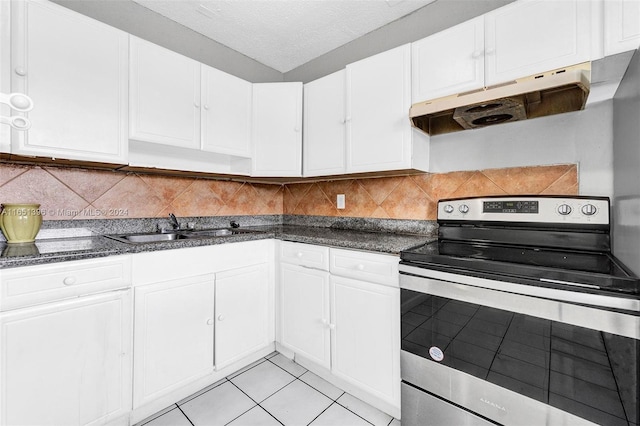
xmin=401 ymin=240 xmax=640 ymax=295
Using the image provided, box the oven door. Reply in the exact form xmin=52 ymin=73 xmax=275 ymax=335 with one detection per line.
xmin=400 ymin=266 xmax=640 ymax=426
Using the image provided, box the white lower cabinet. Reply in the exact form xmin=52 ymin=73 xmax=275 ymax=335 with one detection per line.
xmin=279 ymin=262 xmax=331 ymax=369
xmin=0 ymin=290 xmax=132 ymax=426
xmin=277 ymin=241 xmax=401 ymax=418
xmin=133 ymin=274 xmax=215 ymax=408
xmin=130 ymin=241 xmax=275 ymax=422
xmin=215 ymin=264 xmax=270 ymax=370
xmin=1 ymin=238 xmax=401 ymax=424
xmin=331 ymin=275 xmax=400 ymax=405
xmin=0 ymin=256 xmax=133 ymax=426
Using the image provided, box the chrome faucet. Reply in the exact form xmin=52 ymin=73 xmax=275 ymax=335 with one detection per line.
xmin=168 ymin=213 xmax=180 ymax=230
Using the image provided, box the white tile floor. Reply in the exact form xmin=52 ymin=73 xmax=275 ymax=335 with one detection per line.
xmin=138 ymin=352 xmax=401 ymax=426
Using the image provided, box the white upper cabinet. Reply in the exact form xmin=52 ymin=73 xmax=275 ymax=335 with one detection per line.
xmin=604 ymin=0 xmax=640 ymax=56
xmin=128 ymin=38 xmax=253 ymax=175
xmin=129 ymin=36 xmax=201 ymax=149
xmin=346 ymin=44 xmax=427 ymax=174
xmin=484 ymin=0 xmax=596 ymax=86
xmin=9 ymin=0 xmax=128 ymax=164
xmin=305 ymin=46 xmax=428 ymax=176
xmin=303 ymin=70 xmax=346 ymax=177
xmin=201 ymin=65 xmax=252 ymax=157
xmin=1 ymin=0 xmax=13 ymax=153
xmin=412 ymin=16 xmax=485 ymax=102
xmin=252 ymin=82 xmax=303 ymax=177
xmin=412 ymin=0 xmax=599 ymax=104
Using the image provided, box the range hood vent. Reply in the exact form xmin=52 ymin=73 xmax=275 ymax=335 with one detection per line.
xmin=410 ymin=62 xmax=591 ymax=136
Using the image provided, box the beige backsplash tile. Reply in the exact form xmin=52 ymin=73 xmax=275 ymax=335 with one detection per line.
xmin=46 ymin=166 xmax=126 ymax=203
xmin=0 ymin=164 xmax=578 ymax=221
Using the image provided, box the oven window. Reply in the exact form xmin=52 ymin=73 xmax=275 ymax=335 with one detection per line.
xmin=401 ymin=289 xmax=639 ymax=426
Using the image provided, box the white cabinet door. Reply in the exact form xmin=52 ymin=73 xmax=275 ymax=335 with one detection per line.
xmin=605 ymin=0 xmax=640 ymax=56
xmin=346 ymin=44 xmax=412 ymax=173
xmin=133 ymin=275 xmax=214 ymax=408
xmin=215 ymin=263 xmax=270 ymax=369
xmin=201 ymin=65 xmax=252 ymax=157
xmin=129 ymin=36 xmax=201 ymax=149
xmin=252 ymin=82 xmax=303 ymax=177
xmin=1 ymin=0 xmax=10 ymax=154
xmin=485 ymin=0 xmax=595 ymax=86
xmin=303 ymin=70 xmax=346 ymax=177
xmin=0 ymin=290 xmax=132 ymax=426
xmin=10 ymin=0 xmax=128 ymax=164
xmin=331 ymin=275 xmax=400 ymax=406
xmin=279 ymin=263 xmax=331 ymax=369
xmin=412 ymin=16 xmax=485 ymax=102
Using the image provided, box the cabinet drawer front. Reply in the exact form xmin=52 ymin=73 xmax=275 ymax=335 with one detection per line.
xmin=330 ymin=249 xmax=399 ymax=287
xmin=0 ymin=255 xmax=132 ymax=311
xmin=279 ymin=242 xmax=330 ymax=271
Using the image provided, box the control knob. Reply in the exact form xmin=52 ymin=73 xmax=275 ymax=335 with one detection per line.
xmin=443 ymin=204 xmax=454 ymax=214
xmin=557 ymin=204 xmax=572 ymax=216
xmin=581 ymin=204 xmax=597 ymax=216
xmin=459 ymin=204 xmax=470 ymax=214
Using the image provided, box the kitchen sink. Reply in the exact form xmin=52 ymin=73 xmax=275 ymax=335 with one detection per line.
xmin=104 ymin=227 xmax=262 ymax=244
xmin=187 ymin=229 xmax=235 ymax=237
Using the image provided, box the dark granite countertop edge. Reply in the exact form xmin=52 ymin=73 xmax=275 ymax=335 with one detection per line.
xmin=0 ymin=224 xmax=436 ymax=269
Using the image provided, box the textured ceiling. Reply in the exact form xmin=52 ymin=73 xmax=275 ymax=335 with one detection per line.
xmin=130 ymin=0 xmax=436 ymax=72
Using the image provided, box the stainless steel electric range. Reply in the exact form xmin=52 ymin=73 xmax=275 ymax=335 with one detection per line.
xmin=399 ymin=196 xmax=639 ymax=426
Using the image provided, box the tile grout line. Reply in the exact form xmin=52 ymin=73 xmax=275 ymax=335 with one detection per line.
xmin=226 ymin=356 xmax=339 ymax=426
xmin=152 ymin=353 xmax=396 ymax=426
xmin=226 ymin=358 xmax=267 ymax=381
xmin=305 ymin=401 xmax=335 ymax=426
xmin=333 ymin=398 xmax=381 ymax=426
xmin=137 ymin=403 xmax=180 ymax=426
xmin=263 ymin=357 xmax=381 ymax=426
xmin=175 ymin=404 xmax=196 ymax=426
xmin=176 ymin=377 xmax=230 ymax=406
xmin=225 ymin=377 xmax=286 ymax=425
xmin=178 ymin=354 xmax=282 ymax=425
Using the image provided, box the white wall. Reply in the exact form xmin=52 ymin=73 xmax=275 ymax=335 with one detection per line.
xmin=613 ymin=49 xmax=640 ymax=276
xmin=427 ymin=100 xmax=615 ymax=198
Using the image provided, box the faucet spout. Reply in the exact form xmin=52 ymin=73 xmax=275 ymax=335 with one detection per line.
xmin=168 ymin=213 xmax=180 ymax=230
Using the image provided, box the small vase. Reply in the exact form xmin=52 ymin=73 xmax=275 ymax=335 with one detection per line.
xmin=0 ymin=203 xmax=43 ymax=244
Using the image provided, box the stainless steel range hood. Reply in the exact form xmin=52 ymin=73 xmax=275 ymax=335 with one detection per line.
xmin=410 ymin=62 xmax=591 ymax=136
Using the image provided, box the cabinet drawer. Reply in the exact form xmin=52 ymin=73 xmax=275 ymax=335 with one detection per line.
xmin=279 ymin=242 xmax=329 ymax=271
xmin=0 ymin=255 xmax=132 ymax=311
xmin=330 ymin=249 xmax=399 ymax=287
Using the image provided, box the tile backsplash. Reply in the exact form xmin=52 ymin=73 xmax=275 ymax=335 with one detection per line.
xmin=284 ymin=164 xmax=578 ymax=220
xmin=0 ymin=163 xmax=577 ymax=221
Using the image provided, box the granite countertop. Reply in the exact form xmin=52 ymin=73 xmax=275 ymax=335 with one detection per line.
xmin=0 ymin=223 xmax=436 ymax=269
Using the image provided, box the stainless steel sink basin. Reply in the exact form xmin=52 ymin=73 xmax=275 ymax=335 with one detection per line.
xmin=186 ymin=229 xmax=234 ymax=237
xmin=106 ymin=232 xmax=190 ymax=244
xmin=105 ymin=227 xmax=261 ymax=244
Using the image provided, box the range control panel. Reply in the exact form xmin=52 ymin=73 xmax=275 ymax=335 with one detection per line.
xmin=438 ymin=197 xmax=609 ymax=225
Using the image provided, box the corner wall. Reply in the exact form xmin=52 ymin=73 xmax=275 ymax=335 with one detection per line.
xmin=427 ymin=101 xmax=615 ymax=198
xmin=612 ymin=49 xmax=640 ymax=275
